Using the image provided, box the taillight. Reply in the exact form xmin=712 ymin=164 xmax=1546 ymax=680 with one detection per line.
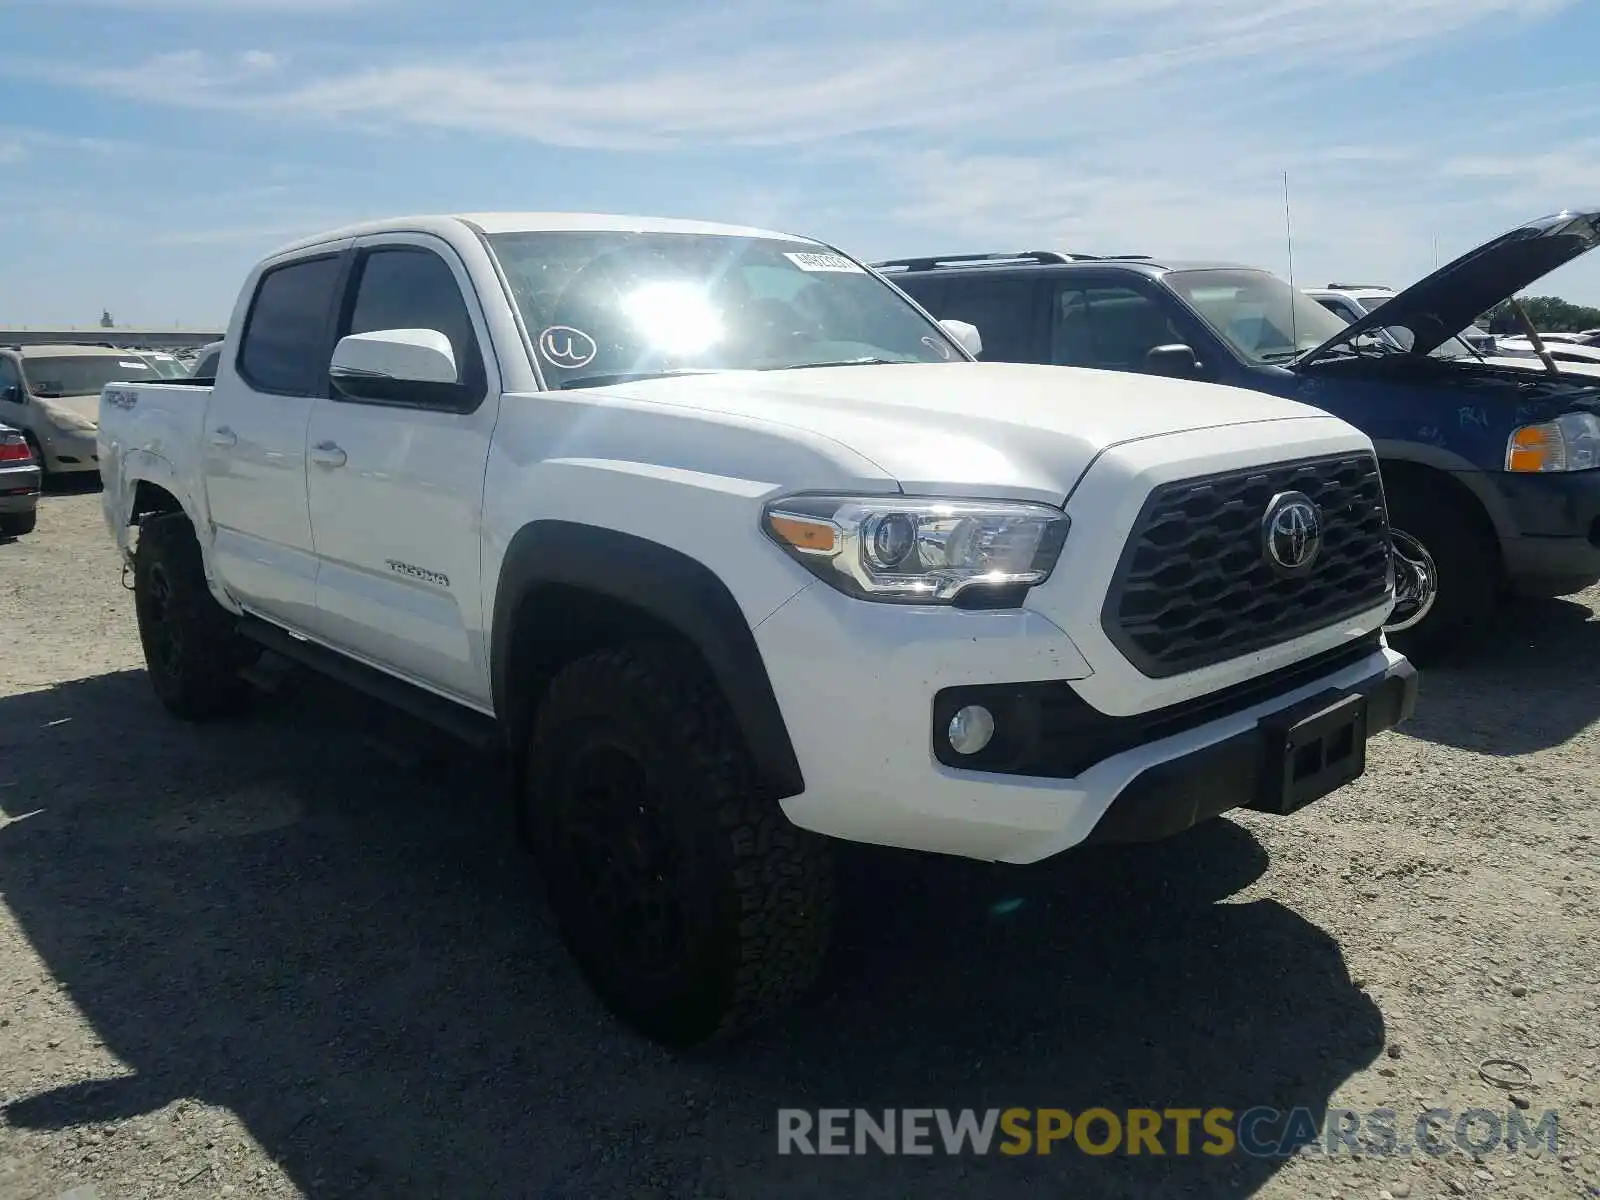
xmin=0 ymin=439 xmax=31 ymax=463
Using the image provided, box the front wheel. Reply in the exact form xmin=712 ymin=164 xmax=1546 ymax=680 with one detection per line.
xmin=1381 ymin=478 xmax=1499 ymax=663
xmin=524 ymin=643 xmax=833 ymax=1046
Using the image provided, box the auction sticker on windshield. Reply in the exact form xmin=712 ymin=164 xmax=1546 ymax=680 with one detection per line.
xmin=784 ymin=252 xmax=865 ymax=273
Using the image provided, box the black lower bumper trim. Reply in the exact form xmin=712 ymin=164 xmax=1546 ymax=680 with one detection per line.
xmin=1082 ymin=658 xmax=1418 ymax=846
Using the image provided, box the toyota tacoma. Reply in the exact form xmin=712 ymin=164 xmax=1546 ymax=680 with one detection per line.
xmin=98 ymin=213 xmax=1418 ymax=1045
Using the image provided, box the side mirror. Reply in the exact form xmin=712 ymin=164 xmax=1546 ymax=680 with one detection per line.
xmin=939 ymin=319 xmax=983 ymax=358
xmin=0 ymin=384 xmax=19 ymax=405
xmin=1146 ymin=344 xmax=1200 ymax=377
xmin=329 ymin=328 xmax=461 ymax=406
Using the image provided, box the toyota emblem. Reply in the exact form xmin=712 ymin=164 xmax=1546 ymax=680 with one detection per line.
xmin=1262 ymin=491 xmax=1323 ymax=576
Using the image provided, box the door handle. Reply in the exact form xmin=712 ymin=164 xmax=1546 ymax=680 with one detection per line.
xmin=209 ymin=426 xmax=237 ymax=448
xmin=309 ymin=440 xmax=347 ymax=468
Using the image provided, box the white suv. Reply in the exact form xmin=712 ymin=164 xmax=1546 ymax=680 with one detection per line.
xmin=98 ymin=213 xmax=1418 ymax=1044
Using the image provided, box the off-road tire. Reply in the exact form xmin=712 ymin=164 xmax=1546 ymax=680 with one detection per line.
xmin=133 ymin=515 xmax=256 ymax=719
xmin=1382 ymin=476 xmax=1499 ymax=663
xmin=0 ymin=509 xmax=36 ymax=537
xmin=524 ymin=641 xmax=833 ymax=1047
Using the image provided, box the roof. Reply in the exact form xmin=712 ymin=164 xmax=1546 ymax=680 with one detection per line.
xmin=874 ymin=253 xmax=1256 ymax=277
xmin=269 ymin=212 xmax=822 ymax=258
xmin=8 ymin=344 xmax=144 ymax=358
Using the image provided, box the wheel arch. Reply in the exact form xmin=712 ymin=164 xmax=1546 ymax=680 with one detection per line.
xmin=490 ymin=521 xmax=805 ymax=799
xmin=1374 ymin=443 xmax=1506 ymax=565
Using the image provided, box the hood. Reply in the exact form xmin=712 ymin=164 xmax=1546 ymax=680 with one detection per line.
xmin=1303 ymin=207 xmax=1600 ymax=363
xmin=37 ymin=393 xmax=101 ymax=423
xmin=599 ymin=361 xmax=1338 ymax=505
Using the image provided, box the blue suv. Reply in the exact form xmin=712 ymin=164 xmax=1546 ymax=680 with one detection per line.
xmin=877 ymin=209 xmax=1600 ymax=661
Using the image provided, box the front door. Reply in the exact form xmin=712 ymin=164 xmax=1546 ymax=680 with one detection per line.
xmin=201 ymin=247 xmax=350 ymax=628
xmin=303 ymin=235 xmax=501 ymax=709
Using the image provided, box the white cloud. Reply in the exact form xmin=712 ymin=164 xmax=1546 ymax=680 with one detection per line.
xmin=26 ymin=0 xmax=1576 ymax=150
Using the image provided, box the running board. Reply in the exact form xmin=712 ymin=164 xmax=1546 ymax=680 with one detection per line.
xmin=237 ymin=614 xmax=504 ymax=751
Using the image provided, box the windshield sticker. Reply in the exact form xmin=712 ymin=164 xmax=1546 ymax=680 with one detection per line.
xmin=537 ymin=325 xmax=598 ymax=369
xmin=118 ymin=361 xmax=146 ymax=370
xmin=784 ymin=252 xmax=865 ymax=274
xmin=921 ymin=335 xmax=954 ymax=360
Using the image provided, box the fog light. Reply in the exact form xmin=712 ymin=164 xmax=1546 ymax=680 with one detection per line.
xmin=947 ymin=705 xmax=995 ymax=755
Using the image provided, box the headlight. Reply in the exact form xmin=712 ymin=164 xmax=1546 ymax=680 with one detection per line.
xmin=1506 ymin=411 xmax=1600 ymax=472
xmin=762 ymin=494 xmax=1069 ymax=606
xmin=44 ymin=407 xmax=98 ymax=434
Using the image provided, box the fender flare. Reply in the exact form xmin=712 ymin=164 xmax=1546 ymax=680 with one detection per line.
xmin=118 ymin=451 xmax=238 ymax=610
xmin=1373 ymin=440 xmax=1514 ymax=542
xmin=490 ymin=521 xmax=805 ymax=798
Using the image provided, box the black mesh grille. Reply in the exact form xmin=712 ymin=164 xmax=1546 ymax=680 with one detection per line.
xmin=1102 ymin=453 xmax=1392 ymax=678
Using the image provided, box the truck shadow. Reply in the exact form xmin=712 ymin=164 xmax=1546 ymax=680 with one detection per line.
xmin=1398 ymin=593 xmax=1600 ymax=756
xmin=0 ymin=669 xmax=1382 ymax=1199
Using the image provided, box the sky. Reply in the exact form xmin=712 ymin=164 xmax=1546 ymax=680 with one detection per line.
xmin=2 ymin=0 xmax=1599 ymax=328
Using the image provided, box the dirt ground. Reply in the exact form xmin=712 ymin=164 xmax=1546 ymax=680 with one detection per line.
xmin=1 ymin=488 xmax=1597 ymax=1200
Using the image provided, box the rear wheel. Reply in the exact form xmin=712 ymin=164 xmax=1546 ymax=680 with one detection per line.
xmin=1381 ymin=476 xmax=1498 ymax=663
xmin=133 ymin=515 xmax=256 ymax=719
xmin=524 ymin=642 xmax=833 ymax=1046
xmin=0 ymin=509 xmax=35 ymax=537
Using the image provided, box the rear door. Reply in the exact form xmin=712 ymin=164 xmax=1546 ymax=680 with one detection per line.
xmin=202 ymin=245 xmax=351 ymax=627
xmin=302 ymin=234 xmax=501 ymax=708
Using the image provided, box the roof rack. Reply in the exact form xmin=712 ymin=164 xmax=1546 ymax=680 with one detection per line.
xmin=871 ymin=250 xmax=1098 ymax=272
xmin=1324 ymin=283 xmax=1391 ymax=291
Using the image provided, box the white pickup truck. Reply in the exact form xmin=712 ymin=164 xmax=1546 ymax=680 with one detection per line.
xmin=99 ymin=212 xmax=1418 ymax=1045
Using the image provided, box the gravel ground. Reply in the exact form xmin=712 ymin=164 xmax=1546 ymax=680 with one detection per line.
xmin=1 ymin=488 xmax=1597 ymax=1200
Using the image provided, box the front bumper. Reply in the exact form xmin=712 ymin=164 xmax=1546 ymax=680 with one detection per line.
xmin=756 ymin=580 xmax=1416 ymax=865
xmin=1486 ymin=468 xmax=1600 ymax=594
xmin=0 ymin=462 xmax=41 ymax=513
xmin=34 ymin=426 xmax=100 ymax=474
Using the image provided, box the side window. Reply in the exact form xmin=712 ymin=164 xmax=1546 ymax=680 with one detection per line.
xmin=340 ymin=246 xmax=485 ymax=405
xmin=934 ymin=278 xmax=1041 ymax=362
xmin=0 ymin=356 xmax=19 ymax=392
xmin=891 ymin=276 xmax=945 ymax=317
xmin=1051 ymin=285 xmax=1189 ymax=373
xmin=237 ymin=256 xmax=344 ymax=396
xmin=1315 ymin=296 xmax=1361 ymax=323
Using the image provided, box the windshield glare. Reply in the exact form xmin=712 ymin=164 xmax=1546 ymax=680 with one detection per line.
xmin=22 ymin=354 xmax=160 ymax=396
xmin=1166 ymin=269 xmax=1350 ymax=363
xmin=485 ymin=231 xmax=961 ymax=386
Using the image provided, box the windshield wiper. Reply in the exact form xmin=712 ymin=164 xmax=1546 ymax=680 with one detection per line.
xmin=557 ymin=369 xmax=715 ymax=390
xmin=772 ymin=357 xmax=912 ymax=371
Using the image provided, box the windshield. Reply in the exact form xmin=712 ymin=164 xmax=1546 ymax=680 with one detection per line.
xmin=22 ymin=354 xmax=161 ymax=396
xmin=1165 ymin=269 xmax=1349 ymax=363
xmin=484 ymin=231 xmax=962 ymax=387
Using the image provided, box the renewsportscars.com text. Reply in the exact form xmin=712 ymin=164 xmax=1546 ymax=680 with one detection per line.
xmin=776 ymin=1106 xmax=1560 ymax=1158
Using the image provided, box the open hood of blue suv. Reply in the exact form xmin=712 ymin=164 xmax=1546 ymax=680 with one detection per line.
xmin=1302 ymin=207 xmax=1600 ymax=364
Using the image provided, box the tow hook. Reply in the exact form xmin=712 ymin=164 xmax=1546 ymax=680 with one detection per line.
xmin=1386 ymin=529 xmax=1437 ymax=633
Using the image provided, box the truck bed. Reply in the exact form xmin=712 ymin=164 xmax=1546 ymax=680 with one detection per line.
xmin=98 ymin=380 xmax=215 ymax=552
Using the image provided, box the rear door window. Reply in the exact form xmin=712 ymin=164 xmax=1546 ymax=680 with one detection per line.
xmin=924 ymin=276 xmax=1045 ymax=362
xmin=1050 ymin=284 xmax=1193 ymax=372
xmin=237 ymin=255 xmax=345 ymax=396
